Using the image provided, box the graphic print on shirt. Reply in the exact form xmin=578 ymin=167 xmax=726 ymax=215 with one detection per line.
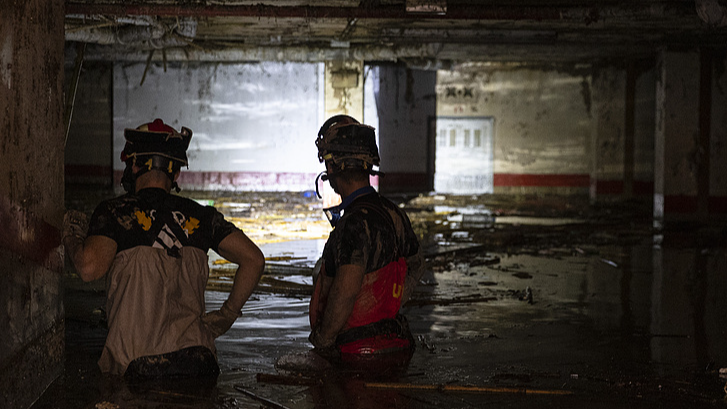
xmin=132 ymin=208 xmax=200 ymax=258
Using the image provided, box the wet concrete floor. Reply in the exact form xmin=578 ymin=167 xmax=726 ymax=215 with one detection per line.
xmin=32 ymin=189 xmax=727 ymax=408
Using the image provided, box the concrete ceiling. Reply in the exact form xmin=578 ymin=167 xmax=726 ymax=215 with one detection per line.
xmin=65 ymin=1 xmax=727 ymax=65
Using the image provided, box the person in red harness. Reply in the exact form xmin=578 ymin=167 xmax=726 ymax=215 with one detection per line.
xmin=308 ymin=115 xmax=424 ymax=366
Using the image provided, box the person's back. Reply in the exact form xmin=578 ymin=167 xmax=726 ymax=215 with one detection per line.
xmin=308 ymin=115 xmax=424 ymax=367
xmin=89 ymin=187 xmax=238 ymax=376
xmin=63 ymin=119 xmax=265 ymax=380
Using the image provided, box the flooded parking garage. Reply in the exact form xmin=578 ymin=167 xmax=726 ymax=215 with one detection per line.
xmin=29 ymin=189 xmax=727 ymax=409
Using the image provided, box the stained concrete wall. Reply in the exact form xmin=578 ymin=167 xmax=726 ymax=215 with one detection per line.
xmin=590 ymin=61 xmax=656 ymax=199
xmin=65 ymin=61 xmax=113 ymax=186
xmin=591 ymin=65 xmax=626 ymax=197
xmin=374 ymin=65 xmax=436 ymax=193
xmin=710 ymin=51 xmax=727 ymax=202
xmin=634 ymin=64 xmax=656 ymax=192
xmin=653 ymin=49 xmax=727 ymax=218
xmin=437 ymin=63 xmax=593 ymax=195
xmin=112 ymin=62 xmax=323 ymax=192
xmin=0 ymin=1 xmax=66 ymax=408
xmin=67 ymin=61 xmax=434 ymax=194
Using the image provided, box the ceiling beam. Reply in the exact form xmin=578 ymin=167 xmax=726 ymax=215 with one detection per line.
xmin=66 ymin=2 xmax=698 ymax=23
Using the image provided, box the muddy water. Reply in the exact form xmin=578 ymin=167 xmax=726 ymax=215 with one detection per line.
xmin=34 ymin=192 xmax=727 ymax=408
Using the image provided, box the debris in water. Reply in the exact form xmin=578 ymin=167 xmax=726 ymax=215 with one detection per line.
xmin=600 ymin=258 xmax=618 ymax=268
xmin=519 ymin=286 xmax=533 ymax=304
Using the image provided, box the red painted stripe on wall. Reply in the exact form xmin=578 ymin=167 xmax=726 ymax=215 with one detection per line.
xmin=0 ymin=194 xmax=62 ymax=273
xmin=179 ymin=171 xmax=319 ymax=187
xmin=113 ymin=170 xmax=320 ymax=190
xmin=664 ymin=195 xmax=698 ymax=213
xmin=633 ymin=181 xmax=654 ymax=196
xmin=596 ymin=180 xmax=623 ymax=195
xmin=709 ymin=197 xmax=727 ymax=214
xmin=494 ymin=173 xmax=590 ymax=187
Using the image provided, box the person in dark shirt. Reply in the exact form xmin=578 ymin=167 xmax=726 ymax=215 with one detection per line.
xmin=62 ymin=119 xmax=265 ymax=379
xmin=309 ymin=115 xmax=424 ymax=366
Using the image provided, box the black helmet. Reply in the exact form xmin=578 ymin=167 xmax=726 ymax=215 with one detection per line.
xmin=121 ymin=118 xmax=192 ymax=165
xmin=315 ymin=115 xmax=380 ymax=175
xmin=120 ymin=118 xmax=192 ymax=193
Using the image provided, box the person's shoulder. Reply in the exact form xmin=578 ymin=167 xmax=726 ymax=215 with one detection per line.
xmin=345 ymin=194 xmax=388 ymax=225
xmin=93 ymin=193 xmax=133 ymax=210
xmin=167 ymin=195 xmax=228 ymax=220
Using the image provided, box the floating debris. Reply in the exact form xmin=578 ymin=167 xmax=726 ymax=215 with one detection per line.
xmin=519 ymin=286 xmax=533 ymax=304
xmin=600 ymin=259 xmax=619 ymax=268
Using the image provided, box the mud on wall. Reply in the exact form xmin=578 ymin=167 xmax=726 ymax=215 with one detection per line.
xmin=437 ymin=63 xmax=593 ymax=195
xmin=0 ymin=1 xmax=66 ymax=409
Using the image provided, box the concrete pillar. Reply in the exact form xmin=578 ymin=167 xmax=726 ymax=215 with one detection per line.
xmin=64 ymin=59 xmax=113 ymax=187
xmin=633 ymin=61 xmax=657 ymax=198
xmin=321 ymin=60 xmax=364 ymax=205
xmin=653 ymin=48 xmax=724 ymax=223
xmin=0 ymin=1 xmax=66 ymax=409
xmin=374 ymin=64 xmax=436 ymax=194
xmin=708 ymin=50 xmax=727 ymax=213
xmin=324 ymin=60 xmax=364 ymax=120
xmin=591 ymin=65 xmax=626 ymax=200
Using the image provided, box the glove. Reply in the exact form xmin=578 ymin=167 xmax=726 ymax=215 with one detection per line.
xmin=201 ymin=300 xmax=242 ymax=338
xmin=63 ymin=210 xmax=89 ymax=242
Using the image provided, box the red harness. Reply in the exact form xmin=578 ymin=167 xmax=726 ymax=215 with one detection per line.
xmin=310 ymin=257 xmax=410 ymax=355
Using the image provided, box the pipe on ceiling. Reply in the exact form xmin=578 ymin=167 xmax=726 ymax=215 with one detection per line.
xmin=65 ymin=17 xmax=197 ymax=47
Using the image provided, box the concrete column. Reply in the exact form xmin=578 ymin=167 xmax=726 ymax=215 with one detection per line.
xmin=591 ymin=65 xmax=626 ymax=200
xmin=633 ymin=61 xmax=657 ymax=198
xmin=374 ymin=64 xmax=436 ymax=194
xmin=320 ymin=60 xmax=364 ymax=205
xmin=0 ymin=1 xmax=66 ymax=409
xmin=590 ymin=61 xmax=656 ymax=203
xmin=708 ymin=50 xmax=727 ymax=213
xmin=653 ymin=49 xmax=720 ymax=223
xmin=324 ymin=60 xmax=364 ymax=120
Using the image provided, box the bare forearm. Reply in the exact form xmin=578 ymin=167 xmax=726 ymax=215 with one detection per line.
xmin=63 ymin=235 xmax=116 ymax=282
xmin=402 ymin=248 xmax=425 ymax=305
xmin=317 ymin=287 xmax=358 ymax=341
xmin=226 ymin=258 xmax=265 ymax=312
xmin=314 ymin=264 xmax=365 ymax=345
xmin=216 ymin=230 xmax=266 ymax=312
